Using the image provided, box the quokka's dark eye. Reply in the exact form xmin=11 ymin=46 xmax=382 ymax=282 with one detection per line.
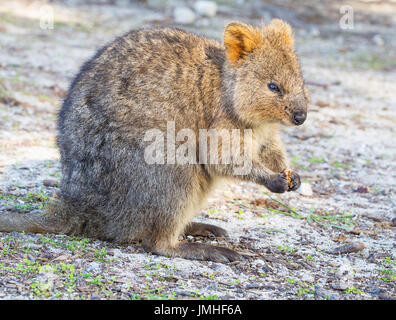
xmin=268 ymin=82 xmax=281 ymax=93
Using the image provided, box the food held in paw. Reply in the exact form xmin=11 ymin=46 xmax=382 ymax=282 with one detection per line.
xmin=282 ymin=169 xmax=293 ymax=189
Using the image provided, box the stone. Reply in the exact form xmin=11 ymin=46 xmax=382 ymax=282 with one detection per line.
xmin=331 ymin=281 xmax=349 ymax=291
xmin=193 ymin=1 xmax=217 ymax=17
xmin=297 ymin=182 xmax=313 ymax=196
xmin=372 ymin=34 xmax=384 ymax=46
xmin=314 ymin=286 xmax=340 ymax=300
xmin=173 ymin=7 xmax=196 ymax=25
xmin=43 ymin=179 xmax=60 ymax=187
xmin=86 ymin=262 xmax=100 ymax=273
xmin=329 ymin=242 xmax=365 ymax=255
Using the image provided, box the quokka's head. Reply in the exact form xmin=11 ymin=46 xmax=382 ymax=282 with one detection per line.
xmin=223 ymin=19 xmax=309 ymax=127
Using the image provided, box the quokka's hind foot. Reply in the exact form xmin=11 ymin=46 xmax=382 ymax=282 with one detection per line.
xmin=183 ymin=222 xmax=228 ymax=237
xmin=147 ymin=241 xmax=241 ymax=263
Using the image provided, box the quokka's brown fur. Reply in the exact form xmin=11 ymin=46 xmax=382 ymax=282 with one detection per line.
xmin=0 ymin=20 xmax=309 ymax=263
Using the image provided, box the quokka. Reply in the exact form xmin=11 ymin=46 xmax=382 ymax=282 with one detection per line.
xmin=0 ymin=19 xmax=309 ymax=262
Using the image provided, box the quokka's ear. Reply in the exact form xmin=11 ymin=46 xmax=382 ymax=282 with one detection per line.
xmin=263 ymin=19 xmax=294 ymax=49
xmin=224 ymin=22 xmax=263 ymax=65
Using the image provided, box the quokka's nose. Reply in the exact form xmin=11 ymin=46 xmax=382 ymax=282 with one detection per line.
xmin=292 ymin=111 xmax=306 ymax=125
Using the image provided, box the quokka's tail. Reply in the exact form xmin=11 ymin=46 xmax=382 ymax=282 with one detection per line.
xmin=0 ymin=199 xmax=89 ymax=236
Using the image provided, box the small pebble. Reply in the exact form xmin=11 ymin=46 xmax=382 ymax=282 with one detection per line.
xmin=90 ymin=293 xmax=100 ymax=300
xmin=193 ymin=1 xmax=217 ymax=17
xmin=27 ymin=254 xmax=36 ymax=261
xmin=245 ymin=283 xmax=260 ymax=289
xmin=378 ymin=292 xmax=394 ymax=300
xmin=330 ymin=242 xmax=365 ymax=255
xmin=331 ymin=281 xmax=349 ymax=291
xmin=314 ymin=286 xmax=340 ymax=300
xmin=315 ymin=100 xmax=330 ymax=107
xmin=43 ymin=179 xmax=60 ymax=187
xmin=23 ymin=243 xmax=43 ymax=250
xmin=173 ymin=7 xmax=196 ymax=24
xmin=300 ymin=273 xmax=315 ymax=283
xmin=86 ymin=262 xmax=100 ymax=273
xmin=372 ymin=34 xmax=384 ymax=46
xmin=355 ymin=186 xmax=369 ymax=193
xmin=297 ymin=182 xmax=313 ymax=196
xmin=362 ymin=212 xmax=386 ymax=222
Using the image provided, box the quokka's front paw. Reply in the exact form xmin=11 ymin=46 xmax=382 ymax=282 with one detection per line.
xmin=265 ymin=173 xmax=289 ymax=193
xmin=282 ymin=169 xmax=301 ymax=191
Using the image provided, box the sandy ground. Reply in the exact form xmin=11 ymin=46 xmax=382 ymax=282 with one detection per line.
xmin=0 ymin=0 xmax=395 ymax=300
